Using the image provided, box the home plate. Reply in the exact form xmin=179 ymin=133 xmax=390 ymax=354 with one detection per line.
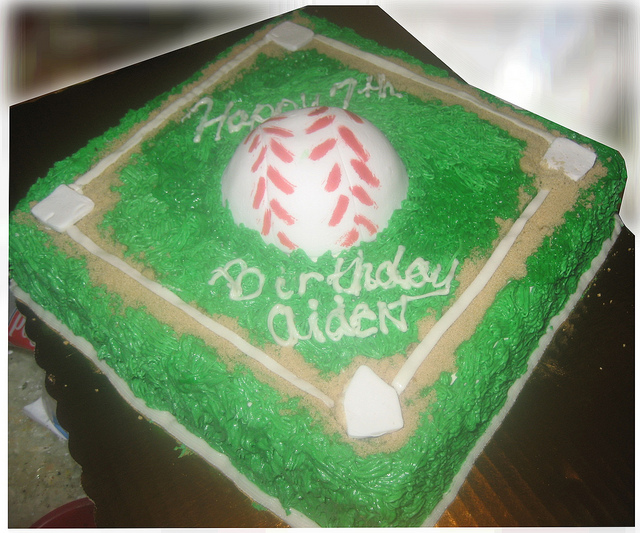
xmin=343 ymin=365 xmax=404 ymax=438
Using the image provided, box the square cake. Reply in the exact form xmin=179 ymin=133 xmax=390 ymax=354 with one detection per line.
xmin=9 ymin=10 xmax=630 ymax=527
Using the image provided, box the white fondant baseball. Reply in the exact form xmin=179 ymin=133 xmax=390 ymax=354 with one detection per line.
xmin=221 ymin=107 xmax=408 ymax=260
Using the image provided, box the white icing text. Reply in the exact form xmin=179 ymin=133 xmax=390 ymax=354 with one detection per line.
xmin=183 ymin=73 xmax=402 ymax=143
xmin=209 ymin=246 xmax=458 ymax=347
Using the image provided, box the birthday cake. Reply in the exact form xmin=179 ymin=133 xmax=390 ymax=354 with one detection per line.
xmin=9 ymin=14 xmax=627 ymax=527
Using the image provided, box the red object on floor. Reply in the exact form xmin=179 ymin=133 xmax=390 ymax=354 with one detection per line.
xmin=9 ymin=308 xmax=35 ymax=351
xmin=30 ymin=498 xmax=96 ymax=528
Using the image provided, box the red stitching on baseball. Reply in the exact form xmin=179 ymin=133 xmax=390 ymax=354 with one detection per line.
xmin=345 ymin=109 xmax=364 ymax=124
xmin=325 ymin=163 xmax=341 ymax=192
xmin=266 ymin=165 xmax=295 ymax=194
xmin=248 ymin=133 xmax=261 ymax=152
xmin=338 ymin=126 xmax=369 ymax=161
xmin=244 ymin=130 xmax=256 ymax=146
xmin=306 ymin=115 xmax=336 ymax=134
xmin=253 ymin=176 xmax=266 ymax=209
xmin=328 ymin=194 xmax=349 ymax=227
xmin=339 ymin=227 xmax=359 ymax=247
xmin=251 ymin=145 xmax=267 ymax=173
xmin=261 ymin=208 xmax=271 ymax=235
xmin=350 ymin=185 xmax=376 ymax=207
xmin=350 ymin=158 xmax=380 ymax=188
xmin=263 ymin=115 xmax=287 ymax=123
xmin=263 ymin=126 xmax=294 ymax=137
xmin=354 ymin=214 xmax=378 ymax=235
xmin=308 ymin=107 xmax=329 ymax=116
xmin=270 ymin=139 xmax=294 ymax=163
xmin=277 ymin=231 xmax=297 ymax=250
xmin=270 ymin=199 xmax=295 ymax=225
xmin=309 ymin=138 xmax=337 ymax=161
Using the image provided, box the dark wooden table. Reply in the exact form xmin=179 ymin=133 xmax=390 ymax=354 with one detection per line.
xmin=11 ymin=6 xmax=635 ymax=527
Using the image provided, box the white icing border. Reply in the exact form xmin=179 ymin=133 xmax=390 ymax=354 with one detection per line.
xmin=9 ymin=280 xmax=320 ymax=528
xmin=421 ymin=216 xmax=623 ymax=526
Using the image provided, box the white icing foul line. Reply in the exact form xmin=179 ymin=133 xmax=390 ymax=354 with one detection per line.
xmin=65 ymin=225 xmax=335 ymax=409
xmin=422 ymin=216 xmax=622 ymax=526
xmin=74 ymin=36 xmax=271 ymax=188
xmin=392 ymin=189 xmax=550 ymax=394
xmin=313 ymin=34 xmax=556 ymax=145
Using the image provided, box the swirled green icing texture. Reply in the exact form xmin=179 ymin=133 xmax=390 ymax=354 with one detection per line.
xmin=9 ymin=15 xmax=626 ymax=527
xmin=101 ymin=48 xmax=529 ymax=374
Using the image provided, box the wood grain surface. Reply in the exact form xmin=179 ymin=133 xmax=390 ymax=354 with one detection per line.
xmin=11 ymin=6 xmax=634 ymax=527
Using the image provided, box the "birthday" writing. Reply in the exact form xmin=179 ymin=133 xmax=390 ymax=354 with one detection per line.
xmin=208 ymin=246 xmax=458 ymax=347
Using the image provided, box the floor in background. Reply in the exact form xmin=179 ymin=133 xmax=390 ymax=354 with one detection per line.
xmin=8 ymin=346 xmax=86 ymax=528
xmin=8 ymin=10 xmax=218 ymax=527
